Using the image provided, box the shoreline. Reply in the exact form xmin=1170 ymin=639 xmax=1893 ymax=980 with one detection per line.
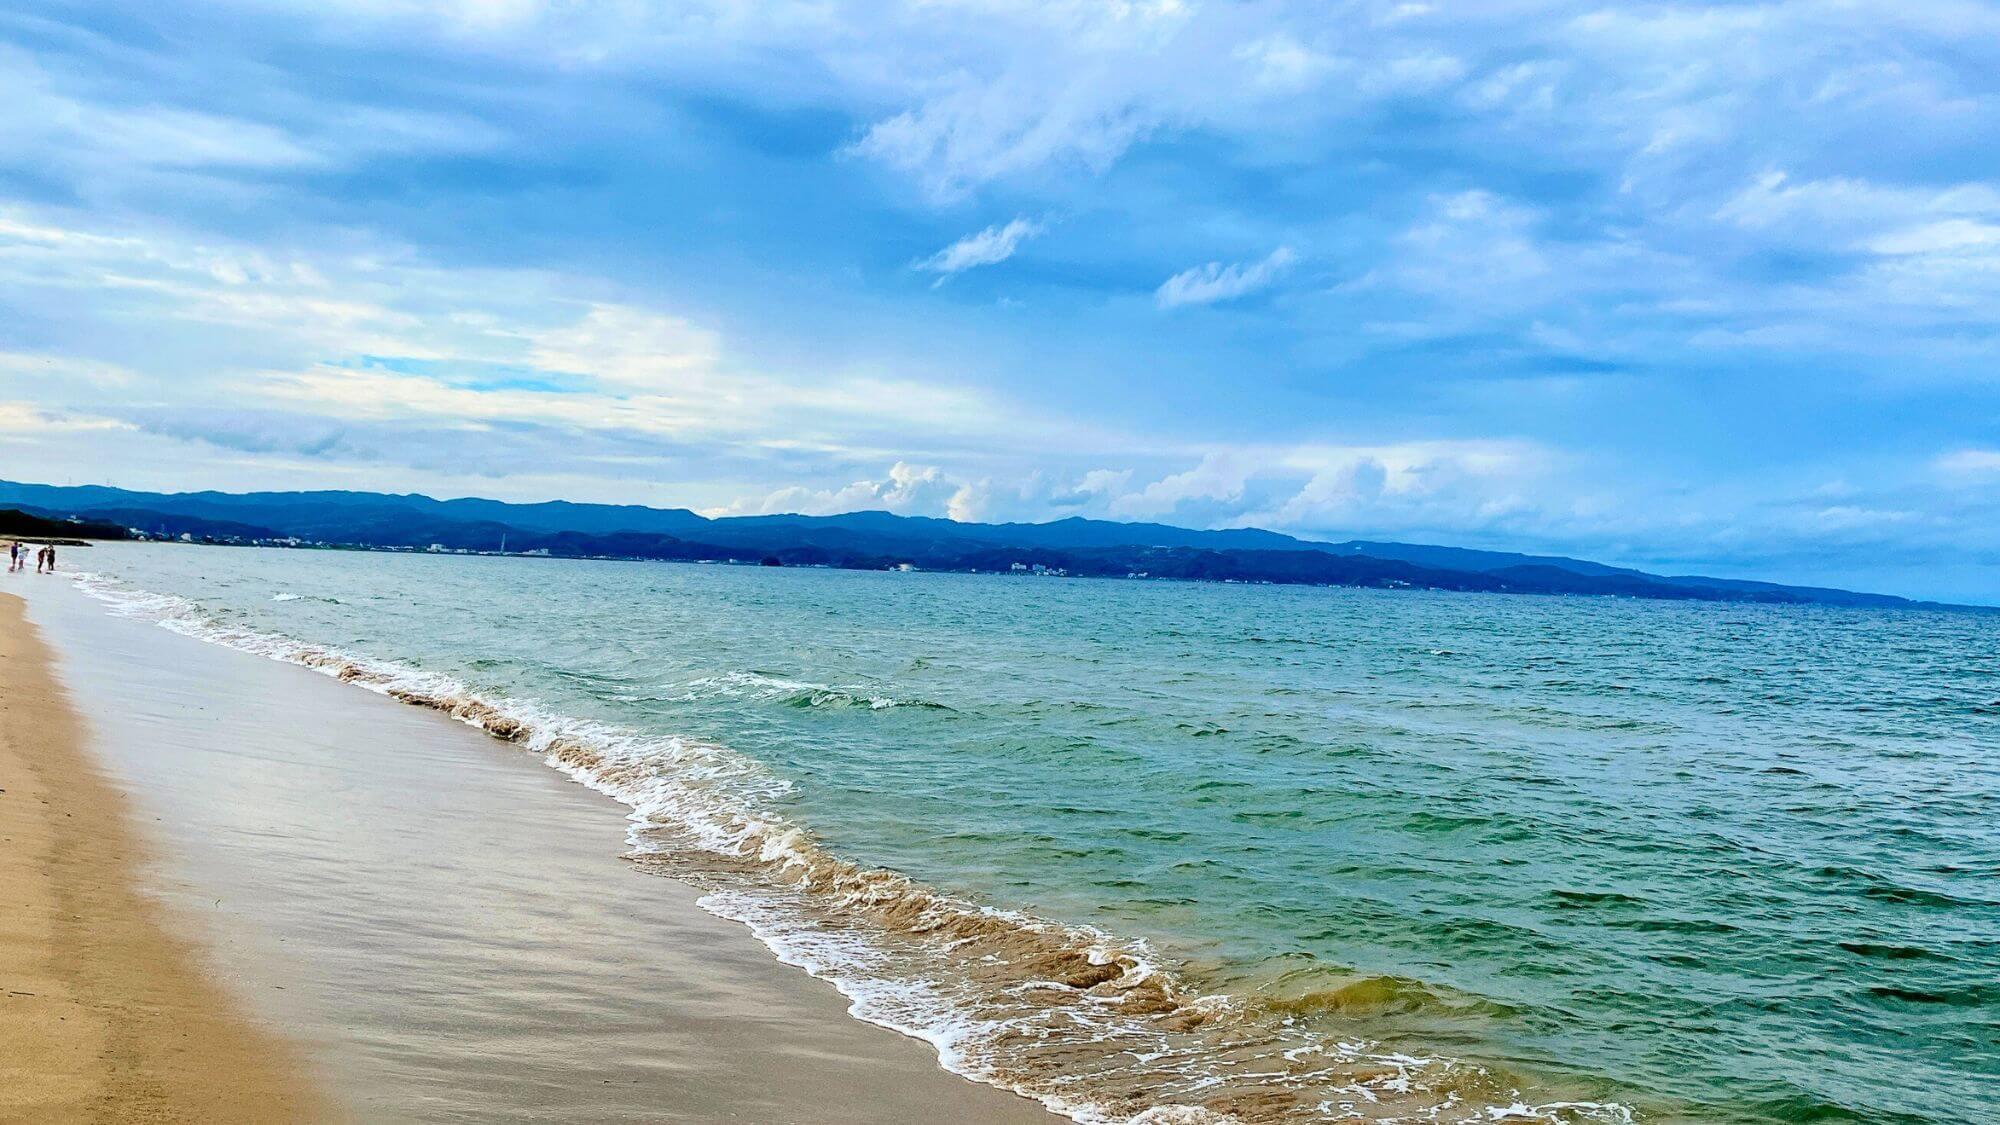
xmin=44 ymin=557 xmax=1640 ymax=1123
xmin=0 ymin=591 xmax=325 ymax=1122
xmin=10 ymin=575 xmax=1058 ymax=1123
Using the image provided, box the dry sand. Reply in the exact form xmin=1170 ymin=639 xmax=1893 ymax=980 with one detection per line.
xmin=0 ymin=591 xmax=324 ymax=1123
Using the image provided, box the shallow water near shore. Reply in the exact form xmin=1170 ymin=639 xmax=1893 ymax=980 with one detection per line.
xmin=63 ymin=543 xmax=2000 ymax=1122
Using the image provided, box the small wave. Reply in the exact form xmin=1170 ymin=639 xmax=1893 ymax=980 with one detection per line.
xmin=1865 ymin=984 xmax=1996 ymax=1008
xmin=1817 ymin=864 xmax=1993 ymax=909
xmin=672 ymin=670 xmax=951 ymax=712
xmin=1861 ymin=884 xmax=1986 ymax=909
xmin=69 ymin=569 xmax=1634 ymax=1125
xmin=1548 ymin=889 xmax=1644 ymax=908
xmin=1836 ymin=941 xmax=1953 ymax=963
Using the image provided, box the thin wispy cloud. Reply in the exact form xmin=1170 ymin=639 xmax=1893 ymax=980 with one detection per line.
xmin=1155 ymin=247 xmax=1296 ymax=308
xmin=916 ymin=217 xmax=1044 ymax=283
xmin=1936 ymin=449 xmax=2000 ymax=476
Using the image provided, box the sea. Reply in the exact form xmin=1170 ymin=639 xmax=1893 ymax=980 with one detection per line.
xmin=66 ymin=543 xmax=1999 ymax=1123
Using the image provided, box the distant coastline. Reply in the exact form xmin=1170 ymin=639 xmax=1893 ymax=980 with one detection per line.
xmin=1 ymin=480 xmax=1983 ymax=612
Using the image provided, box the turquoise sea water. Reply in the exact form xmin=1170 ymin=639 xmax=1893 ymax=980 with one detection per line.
xmin=70 ymin=544 xmax=1999 ymax=1122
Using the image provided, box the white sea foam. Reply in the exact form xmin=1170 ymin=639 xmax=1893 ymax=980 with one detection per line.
xmin=671 ymin=669 xmax=939 ymax=711
xmin=65 ymin=568 xmax=1638 ymax=1125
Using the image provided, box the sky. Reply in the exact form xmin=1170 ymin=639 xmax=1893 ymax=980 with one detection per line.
xmin=1 ymin=2 xmax=1998 ymax=601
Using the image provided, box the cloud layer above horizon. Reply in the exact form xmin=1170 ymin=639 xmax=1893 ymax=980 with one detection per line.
xmin=2 ymin=0 xmax=1999 ymax=600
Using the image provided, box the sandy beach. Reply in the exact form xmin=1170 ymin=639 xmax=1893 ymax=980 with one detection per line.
xmin=3 ymin=577 xmax=1056 ymax=1123
xmin=0 ymin=590 xmax=323 ymax=1122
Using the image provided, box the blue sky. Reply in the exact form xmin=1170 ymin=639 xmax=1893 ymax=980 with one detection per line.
xmin=2 ymin=1 xmax=1999 ymax=600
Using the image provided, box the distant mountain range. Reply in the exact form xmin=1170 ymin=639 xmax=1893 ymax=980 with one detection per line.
xmin=0 ymin=479 xmax=1963 ymax=610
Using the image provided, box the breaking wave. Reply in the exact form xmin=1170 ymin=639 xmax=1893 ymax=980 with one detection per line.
xmin=69 ymin=570 xmax=1634 ymax=1125
xmin=668 ymin=669 xmax=952 ymax=712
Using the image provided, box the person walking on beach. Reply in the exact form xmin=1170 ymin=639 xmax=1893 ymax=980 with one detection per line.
xmin=36 ymin=544 xmax=52 ymax=574
xmin=6 ymin=541 xmax=17 ymax=571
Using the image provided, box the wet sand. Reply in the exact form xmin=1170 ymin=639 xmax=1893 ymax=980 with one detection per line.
xmin=8 ymin=578 xmax=1056 ymax=1122
xmin=0 ymin=590 xmax=323 ymax=1123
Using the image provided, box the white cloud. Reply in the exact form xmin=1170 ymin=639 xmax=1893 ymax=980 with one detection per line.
xmin=1867 ymin=220 xmax=2000 ymax=256
xmin=731 ymin=461 xmax=959 ymax=516
xmin=0 ymin=351 xmax=136 ymax=387
xmin=0 ymin=206 xmax=1030 ymax=469
xmin=524 ymin=304 xmax=722 ymax=386
xmin=718 ymin=462 xmax=1147 ymax=522
xmin=1936 ymin=449 xmax=2000 ymax=476
xmin=140 ymin=0 xmax=1994 ymax=225
xmin=1234 ymin=34 xmax=1337 ymax=92
xmin=1155 ymin=246 xmax=1296 ymax=308
xmin=916 ymin=217 xmax=1044 ymax=280
xmin=1110 ymin=451 xmax=1257 ymax=515
xmin=1359 ymin=52 xmax=1466 ymax=94
xmin=0 ymin=401 xmax=132 ymax=434
xmin=1095 ymin=439 xmax=1556 ymax=534
xmin=1248 ymin=440 xmax=1552 ymax=531
xmin=1390 ymin=191 xmax=1549 ymax=299
xmin=714 ymin=440 xmax=1562 ymax=542
xmin=1717 ymin=171 xmax=2000 ymax=249
xmin=0 ymin=44 xmax=501 ymax=199
xmin=944 ymin=467 xmax=1133 ymax=522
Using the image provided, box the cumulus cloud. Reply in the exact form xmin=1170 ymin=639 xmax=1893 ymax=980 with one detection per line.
xmin=1096 ymin=440 xmax=1557 ymax=538
xmin=945 ymin=467 xmax=1135 ymax=523
xmin=1110 ymin=451 xmax=1258 ymax=516
xmin=721 ymin=463 xmax=1142 ymax=522
xmin=731 ymin=461 xmax=960 ymax=517
xmin=1155 ymin=247 xmax=1296 ymax=308
xmin=916 ymin=217 xmax=1044 ymax=282
xmin=1246 ymin=440 xmax=1553 ymax=533
xmin=712 ymin=443 xmax=1560 ymax=545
